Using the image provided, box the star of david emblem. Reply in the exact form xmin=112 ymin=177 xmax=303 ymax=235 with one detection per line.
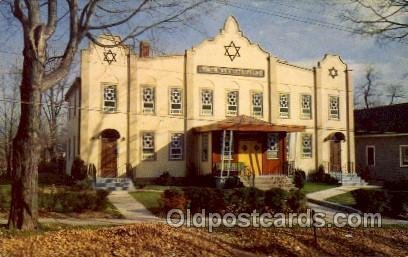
xmin=329 ymin=67 xmax=338 ymax=78
xmin=103 ymin=49 xmax=117 ymax=65
xmin=224 ymin=41 xmax=241 ymax=61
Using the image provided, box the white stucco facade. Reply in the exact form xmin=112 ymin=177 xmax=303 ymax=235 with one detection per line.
xmin=65 ymin=16 xmax=355 ymax=178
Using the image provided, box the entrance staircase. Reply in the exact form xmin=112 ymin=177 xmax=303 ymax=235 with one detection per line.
xmin=240 ymin=175 xmax=296 ymax=191
xmin=94 ymin=177 xmax=136 ymax=191
xmin=329 ymin=172 xmax=368 ymax=186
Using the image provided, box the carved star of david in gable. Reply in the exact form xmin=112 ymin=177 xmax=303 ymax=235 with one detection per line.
xmin=224 ymin=41 xmax=241 ymax=61
xmin=329 ymin=67 xmax=338 ymax=78
xmin=103 ymin=49 xmax=117 ymax=65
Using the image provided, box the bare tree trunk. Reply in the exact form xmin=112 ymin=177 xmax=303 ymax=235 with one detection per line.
xmin=8 ymin=53 xmax=43 ymax=230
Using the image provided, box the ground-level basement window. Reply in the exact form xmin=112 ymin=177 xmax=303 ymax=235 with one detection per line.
xmin=142 ymin=132 xmax=155 ymax=160
xmin=400 ymin=145 xmax=408 ymax=167
xmin=366 ymin=145 xmax=375 ymax=167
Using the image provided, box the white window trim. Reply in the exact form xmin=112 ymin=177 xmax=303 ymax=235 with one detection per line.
xmin=169 ymin=87 xmax=183 ymax=115
xmin=102 ymin=84 xmax=117 ymax=113
xmin=141 ymin=86 xmax=155 ymax=114
xmin=169 ymin=132 xmax=184 ymax=161
xmin=279 ymin=93 xmax=290 ymax=119
xmin=400 ymin=145 xmax=408 ymax=168
xmin=251 ymin=91 xmax=263 ymax=118
xmin=365 ymin=145 xmax=376 ymax=167
xmin=200 ymin=88 xmax=213 ymax=116
xmin=141 ymin=132 xmax=156 ymax=161
xmin=226 ymin=90 xmax=239 ymax=116
xmin=300 ymin=94 xmax=312 ymax=119
xmin=328 ymin=95 xmax=340 ymax=120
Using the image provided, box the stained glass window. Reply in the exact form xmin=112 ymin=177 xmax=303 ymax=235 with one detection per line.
xmin=226 ymin=91 xmax=238 ymax=116
xmin=279 ymin=93 xmax=290 ymax=118
xmin=267 ymin=133 xmax=279 ymax=159
xmin=329 ymin=96 xmax=340 ymax=120
xmin=301 ymin=95 xmax=312 ymax=119
xmin=201 ymin=89 xmax=213 ymax=115
xmin=103 ymin=85 xmax=117 ymax=112
xmin=301 ymin=133 xmax=312 ymax=158
xmin=170 ymin=88 xmax=183 ymax=115
xmin=142 ymin=87 xmax=155 ymax=113
xmin=169 ymin=133 xmax=183 ymax=160
xmin=142 ymin=132 xmax=155 ymax=160
xmin=252 ymin=92 xmax=263 ymax=117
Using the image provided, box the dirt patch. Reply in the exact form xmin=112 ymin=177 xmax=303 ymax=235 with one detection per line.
xmin=0 ymin=223 xmax=406 ymax=257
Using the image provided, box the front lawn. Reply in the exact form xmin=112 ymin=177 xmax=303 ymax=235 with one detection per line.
xmin=301 ymin=182 xmax=338 ymax=195
xmin=326 ymin=191 xmax=356 ymax=207
xmin=129 ymin=191 xmax=162 ymax=215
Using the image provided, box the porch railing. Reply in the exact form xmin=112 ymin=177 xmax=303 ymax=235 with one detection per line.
xmin=323 ymin=161 xmax=355 ymax=173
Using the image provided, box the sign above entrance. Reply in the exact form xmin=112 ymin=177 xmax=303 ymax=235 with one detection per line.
xmin=197 ymin=65 xmax=265 ymax=78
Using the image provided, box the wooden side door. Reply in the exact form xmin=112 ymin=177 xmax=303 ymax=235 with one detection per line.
xmin=101 ymin=138 xmax=117 ymax=177
xmin=330 ymin=140 xmax=342 ymax=172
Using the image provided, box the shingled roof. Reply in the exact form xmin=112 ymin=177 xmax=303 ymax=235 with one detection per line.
xmin=354 ymin=103 xmax=408 ymax=134
xmin=192 ymin=115 xmax=305 ymax=132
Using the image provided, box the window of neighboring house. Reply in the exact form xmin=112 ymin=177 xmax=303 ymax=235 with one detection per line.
xmin=251 ymin=92 xmax=263 ymax=117
xmin=142 ymin=86 xmax=155 ymax=114
xmin=221 ymin=132 xmax=233 ymax=160
xmin=301 ymin=94 xmax=312 ymax=119
xmin=400 ymin=145 xmax=408 ymax=167
xmin=103 ymin=85 xmax=117 ymax=112
xmin=329 ymin=95 xmax=340 ymax=120
xmin=201 ymin=89 xmax=213 ymax=116
xmin=267 ymin=133 xmax=279 ymax=160
xmin=142 ymin=132 xmax=155 ymax=160
xmin=279 ymin=93 xmax=290 ymax=118
xmin=366 ymin=145 xmax=375 ymax=166
xmin=169 ymin=133 xmax=183 ymax=160
xmin=226 ymin=90 xmax=238 ymax=116
xmin=301 ymin=133 xmax=312 ymax=158
xmin=201 ymin=133 xmax=209 ymax=162
xmin=169 ymin=88 xmax=183 ymax=115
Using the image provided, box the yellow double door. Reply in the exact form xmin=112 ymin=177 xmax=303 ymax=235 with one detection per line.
xmin=238 ymin=140 xmax=263 ymax=176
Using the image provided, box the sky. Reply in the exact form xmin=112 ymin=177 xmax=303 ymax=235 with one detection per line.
xmin=0 ymin=0 xmax=406 ymax=106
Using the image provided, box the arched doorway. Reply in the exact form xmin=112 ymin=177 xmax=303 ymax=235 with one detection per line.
xmin=328 ymin=132 xmax=345 ymax=172
xmin=100 ymin=129 xmax=120 ymax=177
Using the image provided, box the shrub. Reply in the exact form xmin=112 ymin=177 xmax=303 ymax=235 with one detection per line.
xmin=71 ymin=157 xmax=88 ymax=181
xmin=71 ymin=178 xmax=94 ymax=191
xmin=293 ymin=169 xmax=306 ymax=189
xmin=351 ymin=189 xmax=390 ymax=213
xmin=155 ymin=171 xmax=172 ymax=186
xmin=224 ymin=187 xmax=264 ymax=213
xmin=308 ymin=165 xmax=338 ymax=184
xmin=161 ymin=189 xmax=187 ymax=212
xmin=287 ymin=190 xmax=306 ymax=212
xmin=185 ymin=174 xmax=215 ymax=188
xmin=39 ymin=188 xmax=109 ymax=213
xmin=183 ymin=187 xmax=225 ymax=213
xmin=383 ymin=179 xmax=408 ymax=191
xmin=387 ymin=191 xmax=408 ymax=218
xmin=264 ymin=187 xmax=289 ymax=212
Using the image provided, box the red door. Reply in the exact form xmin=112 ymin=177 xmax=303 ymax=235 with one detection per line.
xmin=101 ymin=138 xmax=118 ymax=177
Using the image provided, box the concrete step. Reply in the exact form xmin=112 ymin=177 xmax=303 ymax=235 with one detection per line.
xmin=94 ymin=177 xmax=136 ymax=192
xmin=240 ymin=176 xmax=295 ymax=191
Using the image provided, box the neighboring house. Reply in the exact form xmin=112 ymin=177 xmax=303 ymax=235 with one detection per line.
xmin=355 ymin=103 xmax=408 ymax=182
xmin=64 ymin=16 xmax=355 ymax=182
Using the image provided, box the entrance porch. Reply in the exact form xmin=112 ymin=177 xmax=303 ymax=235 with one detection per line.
xmin=192 ymin=115 xmax=305 ymax=180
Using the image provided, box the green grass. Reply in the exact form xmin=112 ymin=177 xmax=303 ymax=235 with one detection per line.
xmin=129 ymin=191 xmax=162 ymax=215
xmin=301 ymin=182 xmax=339 ymax=195
xmin=326 ymin=191 xmax=356 ymax=207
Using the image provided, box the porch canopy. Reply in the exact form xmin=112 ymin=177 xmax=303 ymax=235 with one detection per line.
xmin=192 ymin=115 xmax=305 ymax=133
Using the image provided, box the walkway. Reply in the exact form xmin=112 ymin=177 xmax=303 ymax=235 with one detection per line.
xmin=108 ymin=191 xmax=159 ymax=221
